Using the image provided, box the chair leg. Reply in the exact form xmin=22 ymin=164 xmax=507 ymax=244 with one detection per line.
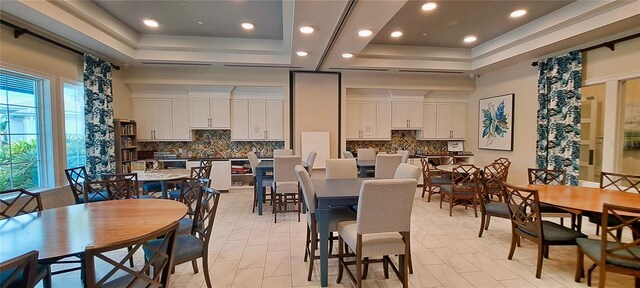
xmin=337 ymin=236 xmax=344 ymax=283
xmin=421 ymin=185 xmax=426 ymax=198
xmin=575 ymin=248 xmax=584 ymax=282
xmin=42 ymin=265 xmax=52 ymax=288
xmin=252 ymin=179 xmax=257 ymax=213
xmin=363 ymin=258 xmax=369 ymax=279
xmin=439 ymin=192 xmax=443 ymax=208
xmin=202 ymin=255 xmax=212 ymax=288
xmin=588 ymin=263 xmax=598 ymax=286
xmin=191 ymin=259 xmax=199 ymax=274
xmin=383 ymin=257 xmax=389 ymax=279
xmin=560 ymin=217 xmax=564 ymax=226
xmin=479 ymin=214 xmax=486 ymax=237
xmin=329 ymin=232 xmax=334 ymax=256
xmin=616 ymin=228 xmax=623 ymax=240
xmin=535 ymin=243 xmax=544 ymax=279
xmin=485 ymin=215 xmax=491 ymax=230
xmin=356 ymin=242 xmax=363 ymax=288
xmin=304 ymin=226 xmax=310 ymax=262
xmin=449 ymin=195 xmax=454 ymax=217
xmin=472 ymin=198 xmax=478 ymax=218
xmin=544 ymin=245 xmax=550 ymax=259
xmin=595 ymin=224 xmax=600 ymax=235
xmin=598 ymin=265 xmax=606 ymax=288
xmin=508 ymin=231 xmax=517 ymax=260
xmin=427 ymin=186 xmax=433 ymax=202
xmin=308 ymin=230 xmax=317 ymax=281
xmin=127 ymin=246 xmax=134 ymax=267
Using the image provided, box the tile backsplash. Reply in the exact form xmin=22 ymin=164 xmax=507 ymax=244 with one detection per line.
xmin=138 ymin=130 xmax=284 ymax=158
xmin=346 ymin=130 xmax=449 ymax=155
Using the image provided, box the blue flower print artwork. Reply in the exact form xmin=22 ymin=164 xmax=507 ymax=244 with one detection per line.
xmin=479 ymin=94 xmax=514 ymax=151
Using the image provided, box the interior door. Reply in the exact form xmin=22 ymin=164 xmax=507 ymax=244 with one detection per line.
xmin=248 ymin=100 xmax=266 ymax=140
xmin=579 ymin=95 xmax=599 ymax=182
xmin=266 ymin=100 xmax=283 ymax=140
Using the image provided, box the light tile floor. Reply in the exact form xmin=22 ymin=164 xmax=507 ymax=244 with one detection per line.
xmin=48 ymin=188 xmax=635 ymax=288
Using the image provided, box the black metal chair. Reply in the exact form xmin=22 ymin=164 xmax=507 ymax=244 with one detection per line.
xmin=502 ymin=182 xmax=587 ymax=278
xmin=84 ymin=221 xmax=179 ymax=288
xmin=575 ymin=203 xmax=640 ymax=287
xmin=144 ymin=186 xmax=220 ymax=288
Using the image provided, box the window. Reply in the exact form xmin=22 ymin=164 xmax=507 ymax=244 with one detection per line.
xmin=0 ymin=70 xmax=44 ymax=190
xmin=578 ymin=84 xmax=605 ymax=183
xmin=620 ymin=77 xmax=640 ymax=175
xmin=63 ymin=82 xmax=86 ymax=169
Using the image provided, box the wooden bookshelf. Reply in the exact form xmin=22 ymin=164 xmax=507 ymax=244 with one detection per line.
xmin=114 ymin=119 xmax=138 ymax=173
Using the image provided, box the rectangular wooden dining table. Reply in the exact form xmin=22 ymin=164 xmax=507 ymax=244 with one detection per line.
xmin=312 ymin=178 xmax=364 ymax=287
xmin=254 ymin=160 xmax=308 ymax=215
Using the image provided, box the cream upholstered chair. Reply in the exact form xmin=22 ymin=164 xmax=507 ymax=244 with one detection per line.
xmin=375 ymin=154 xmax=402 ymax=179
xmin=343 ymin=151 xmax=354 ymax=159
xmin=305 ymin=151 xmax=317 ymax=176
xmin=357 ymin=148 xmax=376 ymax=161
xmin=248 ymin=151 xmax=272 ymax=213
xmin=326 ymin=159 xmax=358 ymax=179
xmin=295 ymin=165 xmax=356 ymax=281
xmin=337 ymin=179 xmax=417 ymax=288
xmin=396 ymin=150 xmax=410 ymax=163
xmin=272 ymin=155 xmax=302 ymax=222
xmin=273 ymin=149 xmax=293 ymax=156
xmin=394 ymin=163 xmax=420 ymax=182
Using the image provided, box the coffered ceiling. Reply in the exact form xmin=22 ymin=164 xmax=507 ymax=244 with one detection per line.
xmin=1 ymin=0 xmax=639 ymax=74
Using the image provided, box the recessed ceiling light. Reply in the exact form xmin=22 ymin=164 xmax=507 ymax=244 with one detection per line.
xmin=463 ymin=35 xmax=477 ymax=43
xmin=296 ymin=51 xmax=308 ymax=57
xmin=421 ymin=2 xmax=437 ymax=11
xmin=197 ymin=21 xmax=204 ymax=25
xmin=358 ymin=29 xmax=373 ymax=37
xmin=391 ymin=31 xmax=403 ymax=38
xmin=342 ymin=53 xmax=354 ymax=59
xmin=299 ymin=26 xmax=314 ymax=34
xmin=422 ymin=33 xmax=428 ymax=36
xmin=241 ymin=22 xmax=254 ymax=30
xmin=510 ymin=9 xmax=527 ymax=18
xmin=446 ymin=20 xmax=458 ymax=26
xmin=143 ymin=18 xmax=159 ymax=28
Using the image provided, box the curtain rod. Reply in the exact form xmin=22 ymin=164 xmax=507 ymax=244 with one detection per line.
xmin=530 ymin=32 xmax=640 ymax=67
xmin=1 ymin=19 xmax=121 ymax=70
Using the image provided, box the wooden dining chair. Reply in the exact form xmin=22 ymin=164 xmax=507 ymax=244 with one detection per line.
xmin=336 ymin=179 xmax=417 ymax=288
xmin=575 ymin=203 xmax=640 ymax=287
xmin=85 ymin=221 xmax=179 ymax=288
xmin=439 ymin=155 xmax=455 ymax=165
xmin=0 ymin=250 xmax=40 ymax=288
xmin=295 ymin=165 xmax=356 ymax=281
xmin=420 ymin=157 xmax=449 ymax=202
xmin=101 ymin=172 xmax=156 ymax=199
xmin=144 ymin=186 xmax=220 ymax=288
xmin=169 ymin=165 xmax=212 ymax=199
xmin=84 ymin=178 xmax=133 ymax=201
xmin=0 ymin=188 xmax=43 ymax=219
xmin=589 ymin=172 xmax=640 ymax=236
xmin=0 ymin=190 xmax=50 ymax=288
xmin=175 ymin=178 xmax=210 ymax=236
xmin=502 ymin=182 xmax=587 ymax=278
xmin=528 ymin=168 xmax=577 ymax=228
xmin=272 ymin=155 xmax=302 ymax=223
xmin=440 ymin=164 xmax=481 ymax=217
xmin=64 ymin=166 xmax=91 ymax=204
xmin=478 ymin=163 xmax=511 ymax=238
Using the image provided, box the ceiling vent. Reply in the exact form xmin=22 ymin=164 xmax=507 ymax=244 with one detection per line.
xmin=141 ymin=62 xmax=211 ymax=66
xmin=397 ymin=70 xmax=464 ymax=74
xmin=224 ymin=64 xmax=303 ymax=69
xmin=329 ymin=67 xmax=388 ymax=72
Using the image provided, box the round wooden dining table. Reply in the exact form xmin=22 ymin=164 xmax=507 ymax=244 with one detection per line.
xmin=0 ymin=199 xmax=187 ymax=263
xmin=528 ymin=184 xmax=640 ymax=214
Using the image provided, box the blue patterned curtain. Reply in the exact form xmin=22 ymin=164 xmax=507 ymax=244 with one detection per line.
xmin=535 ymin=51 xmax=582 ymax=185
xmin=83 ymin=54 xmax=115 ymax=179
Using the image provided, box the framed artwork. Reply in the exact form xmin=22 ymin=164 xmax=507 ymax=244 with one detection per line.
xmin=478 ymin=93 xmax=514 ymax=151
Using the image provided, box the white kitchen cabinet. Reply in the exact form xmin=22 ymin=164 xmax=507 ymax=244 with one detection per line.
xmin=133 ymin=99 xmax=173 ymax=140
xmin=376 ymin=102 xmax=392 ymax=139
xmin=346 ymin=102 xmax=381 ymax=139
xmin=190 ymin=99 xmax=230 ymax=129
xmin=231 ymin=99 xmax=283 ymax=141
xmin=346 ymin=103 xmax=360 ymax=139
xmin=422 ymin=103 xmax=438 ymax=139
xmin=186 ymin=160 xmax=231 ymax=190
xmin=171 ymin=99 xmax=191 ymax=140
xmin=392 ymin=102 xmax=423 ymax=129
xmin=230 ymin=100 xmax=249 ymax=140
xmin=436 ymin=103 xmax=466 ymax=139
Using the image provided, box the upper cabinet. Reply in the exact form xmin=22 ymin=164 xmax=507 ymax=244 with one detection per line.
xmin=392 ymin=102 xmax=423 ymax=129
xmin=189 ymin=98 xmax=230 ymax=129
xmin=133 ymin=99 xmax=176 ymax=141
xmin=231 ymin=99 xmax=283 ymax=141
xmin=422 ymin=102 xmax=466 ymax=140
xmin=346 ymin=102 xmax=391 ymax=140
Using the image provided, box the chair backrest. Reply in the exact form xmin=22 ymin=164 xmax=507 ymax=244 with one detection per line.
xmin=493 ymin=158 xmax=511 ymax=180
xmin=84 ymin=221 xmax=178 ymax=288
xmin=0 ymin=250 xmax=39 ymax=288
xmin=451 ymin=165 xmax=481 ymax=194
xmin=375 ymin=154 xmax=403 ymax=179
xmin=190 ymin=165 xmax=212 ymax=182
xmin=527 ymin=168 xmax=566 ymax=185
xmin=357 ymin=148 xmax=376 ymax=161
xmin=600 ymin=204 xmax=640 ymax=267
xmin=101 ymin=173 xmax=141 ymax=198
xmin=357 ymin=179 xmax=417 ymax=234
xmin=600 ymin=172 xmax=640 ymax=193
xmin=480 ymin=163 xmax=508 ymax=203
xmin=306 ymin=151 xmax=317 ymax=172
xmin=343 ymin=151 xmax=354 ymax=159
xmin=325 ymin=159 xmax=357 ymax=179
xmin=396 ymin=150 xmax=409 ymax=163
xmin=295 ymin=165 xmax=315 ymax=214
xmin=0 ymin=189 xmax=43 ymax=219
xmin=65 ymin=166 xmax=88 ymax=204
xmin=200 ymin=159 xmax=212 ymax=167
xmin=178 ymin=178 xmax=209 ymax=224
xmin=273 ymin=149 xmax=293 ymax=156
xmin=394 ymin=163 xmax=420 ymax=181
xmin=440 ymin=155 xmax=455 ymax=165
xmin=502 ymin=182 xmax=544 ymax=242
xmin=247 ymin=151 xmax=259 ymax=177
xmin=192 ymin=186 xmax=221 ymax=248
xmin=419 ymin=157 xmax=437 ymax=185
xmin=273 ymin=156 xmax=301 ymax=182
xmin=84 ymin=178 xmax=133 ymax=201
